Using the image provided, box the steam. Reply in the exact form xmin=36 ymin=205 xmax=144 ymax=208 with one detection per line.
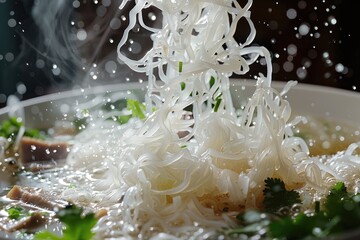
xmin=31 ymin=0 xmax=80 ymax=83
xmin=26 ymin=0 xmax=150 ymax=90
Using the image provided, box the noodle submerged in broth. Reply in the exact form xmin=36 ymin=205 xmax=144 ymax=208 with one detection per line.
xmin=1 ymin=0 xmax=360 ymax=239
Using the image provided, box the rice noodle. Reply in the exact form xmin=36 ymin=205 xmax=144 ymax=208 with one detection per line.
xmin=51 ymin=0 xmax=360 ymax=239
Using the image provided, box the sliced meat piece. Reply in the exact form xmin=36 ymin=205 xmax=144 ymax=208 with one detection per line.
xmin=19 ymin=136 xmax=70 ymax=170
xmin=7 ymin=185 xmax=66 ymax=210
xmin=5 ymin=212 xmax=46 ymax=232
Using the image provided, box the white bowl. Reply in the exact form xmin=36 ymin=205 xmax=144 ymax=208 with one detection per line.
xmin=1 ymin=80 xmax=360 ymax=127
xmin=1 ymin=79 xmax=360 ymax=239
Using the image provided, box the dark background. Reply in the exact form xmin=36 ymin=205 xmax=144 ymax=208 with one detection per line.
xmin=0 ymin=0 xmax=359 ymax=108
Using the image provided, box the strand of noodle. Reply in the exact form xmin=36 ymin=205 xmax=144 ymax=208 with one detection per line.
xmin=345 ymin=142 xmax=360 ymax=156
xmin=207 ymin=0 xmax=252 ymax=55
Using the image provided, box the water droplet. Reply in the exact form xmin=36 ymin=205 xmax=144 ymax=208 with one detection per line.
xmin=105 ymin=61 xmax=117 ymax=73
xmin=299 ymin=23 xmax=310 ymax=36
xmin=328 ymin=15 xmax=337 ymax=25
xmin=287 ymin=44 xmax=297 ymax=55
xmin=296 ymin=67 xmax=307 ymax=79
xmin=77 ymin=29 xmax=87 ymax=41
xmin=283 ymin=61 xmax=294 ymax=72
xmin=52 ymin=64 xmax=61 ymax=76
xmin=16 ymin=83 xmax=26 ymax=95
xmin=5 ymin=52 xmax=14 ymax=62
xmin=148 ymin=12 xmax=157 ymax=21
xmin=60 ymin=104 xmax=70 ymax=114
xmin=335 ymin=63 xmax=344 ymax=73
xmin=110 ymin=18 xmax=121 ymax=30
xmin=286 ymin=8 xmax=297 ymax=19
xmin=8 ymin=18 xmax=16 ymax=28
xmin=72 ymin=0 xmax=80 ymax=8
xmin=36 ymin=59 xmax=45 ymax=69
xmin=322 ymin=52 xmax=329 ymax=59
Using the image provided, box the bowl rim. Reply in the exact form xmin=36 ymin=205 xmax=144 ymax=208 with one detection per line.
xmin=1 ymin=80 xmax=360 ymax=116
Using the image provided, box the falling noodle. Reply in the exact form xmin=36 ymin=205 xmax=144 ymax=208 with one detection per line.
xmin=50 ymin=0 xmax=360 ymax=239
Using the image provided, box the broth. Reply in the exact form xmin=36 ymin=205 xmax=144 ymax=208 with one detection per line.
xmin=1 ymin=109 xmax=360 ymax=239
xmin=293 ymin=116 xmax=360 ymax=156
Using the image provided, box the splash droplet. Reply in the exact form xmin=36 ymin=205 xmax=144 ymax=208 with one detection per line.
xmin=77 ymin=29 xmax=87 ymax=41
xmin=8 ymin=18 xmax=16 ymax=28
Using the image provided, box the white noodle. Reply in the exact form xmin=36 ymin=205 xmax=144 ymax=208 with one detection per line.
xmin=52 ymin=0 xmax=360 ymax=239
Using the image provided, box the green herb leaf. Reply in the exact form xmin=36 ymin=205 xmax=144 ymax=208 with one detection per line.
xmin=0 ymin=117 xmax=45 ymax=144
xmin=269 ymin=211 xmax=332 ymax=239
xmin=263 ymin=178 xmax=301 ymax=213
xmin=180 ymin=82 xmax=186 ymax=91
xmin=127 ymin=99 xmax=146 ymax=120
xmin=269 ymin=182 xmax=360 ymax=239
xmin=178 ymin=61 xmax=183 ymax=73
xmin=34 ymin=231 xmax=62 ymax=240
xmin=323 ymin=182 xmax=360 ymax=232
xmin=102 ymin=99 xmax=127 ymax=112
xmin=213 ymin=93 xmax=222 ymax=112
xmin=7 ymin=206 xmax=24 ymax=220
xmin=209 ymin=76 xmax=215 ymax=88
xmin=34 ymin=205 xmax=98 ymax=240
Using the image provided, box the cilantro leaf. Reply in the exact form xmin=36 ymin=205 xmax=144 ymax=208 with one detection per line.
xmin=268 ymin=211 xmax=334 ymax=239
xmin=216 ymin=181 xmax=360 ymax=240
xmin=269 ymin=182 xmax=360 ymax=239
xmin=34 ymin=205 xmax=98 ymax=240
xmin=323 ymin=182 xmax=360 ymax=232
xmin=7 ymin=206 xmax=24 ymax=220
xmin=263 ymin=178 xmax=301 ymax=213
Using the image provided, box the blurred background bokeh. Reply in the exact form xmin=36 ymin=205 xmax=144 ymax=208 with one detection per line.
xmin=0 ymin=0 xmax=359 ymax=108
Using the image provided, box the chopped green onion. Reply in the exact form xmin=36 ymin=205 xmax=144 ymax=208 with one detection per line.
xmin=178 ymin=61 xmax=183 ymax=72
